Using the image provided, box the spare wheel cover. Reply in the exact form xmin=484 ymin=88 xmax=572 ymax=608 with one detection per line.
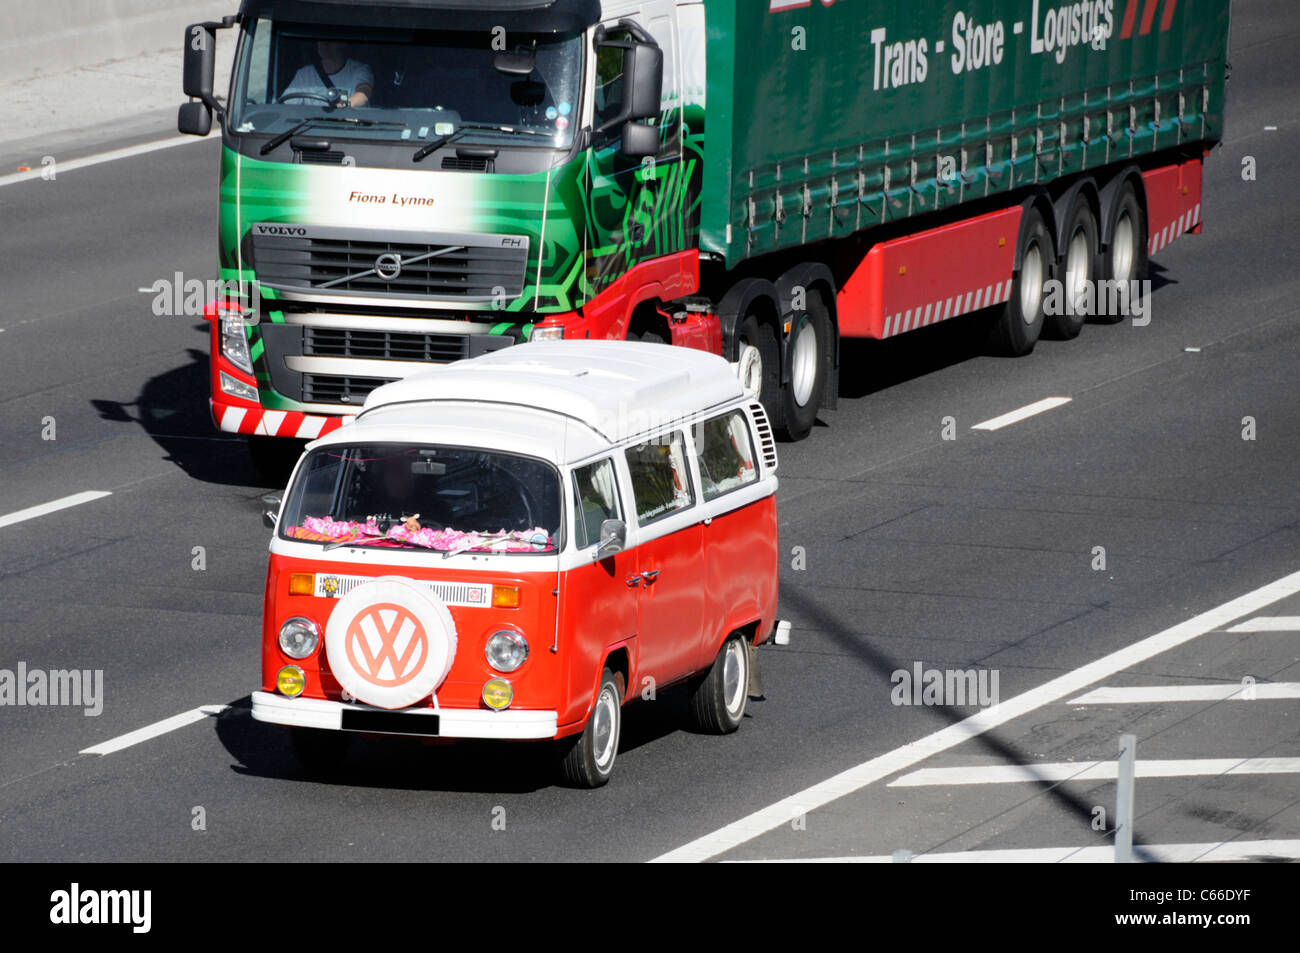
xmin=325 ymin=577 xmax=457 ymax=709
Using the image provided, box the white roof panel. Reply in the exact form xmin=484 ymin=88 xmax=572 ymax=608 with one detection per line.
xmin=358 ymin=341 xmax=745 ymax=446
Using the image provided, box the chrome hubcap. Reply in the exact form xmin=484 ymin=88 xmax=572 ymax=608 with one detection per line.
xmin=790 ymin=318 xmax=818 ymax=407
xmin=1020 ymin=243 xmax=1044 ymax=325
xmin=591 ymin=686 xmax=618 ymax=770
xmin=1066 ymin=227 xmax=1091 ymax=314
xmin=1113 ymin=212 xmax=1135 ymax=281
xmin=722 ymin=640 xmax=747 ymax=716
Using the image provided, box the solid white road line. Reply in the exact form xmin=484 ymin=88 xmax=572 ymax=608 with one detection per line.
xmin=890 ymin=757 xmax=1300 ymax=787
xmin=651 ymin=567 xmax=1300 ymax=863
xmin=729 ymin=840 xmax=1300 ymax=863
xmin=971 ymin=396 xmax=1072 ymax=431
xmin=0 ymin=135 xmax=206 ymax=189
xmin=1069 ymin=683 xmax=1300 ymax=704
xmin=80 ymin=705 xmax=229 ymax=756
xmin=1229 ymin=616 xmax=1300 ymax=632
xmin=0 ymin=491 xmax=112 ymax=530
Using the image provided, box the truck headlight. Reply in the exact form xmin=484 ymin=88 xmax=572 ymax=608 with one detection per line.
xmin=530 ymin=325 xmax=564 ymax=342
xmin=485 ymin=630 xmax=528 ymax=672
xmin=279 ymin=617 xmax=321 ymax=659
xmin=220 ymin=371 xmax=258 ymax=403
xmin=220 ymin=312 xmax=254 ymax=374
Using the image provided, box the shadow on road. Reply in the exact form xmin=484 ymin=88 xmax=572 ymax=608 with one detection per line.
xmin=89 ymin=334 xmax=268 ymax=488
xmin=213 ymin=686 xmax=703 ymax=795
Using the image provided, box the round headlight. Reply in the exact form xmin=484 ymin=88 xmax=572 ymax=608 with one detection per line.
xmin=278 ymin=617 xmax=320 ymax=659
xmin=485 ymin=630 xmax=529 ymax=672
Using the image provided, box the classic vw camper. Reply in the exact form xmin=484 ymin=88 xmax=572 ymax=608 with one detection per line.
xmin=251 ymin=341 xmax=786 ymax=786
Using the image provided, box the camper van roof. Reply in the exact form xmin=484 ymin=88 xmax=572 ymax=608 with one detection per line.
xmin=356 ymin=341 xmax=747 ymax=447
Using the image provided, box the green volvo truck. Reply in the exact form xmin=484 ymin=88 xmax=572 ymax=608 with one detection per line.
xmin=179 ymin=0 xmax=1229 ymax=468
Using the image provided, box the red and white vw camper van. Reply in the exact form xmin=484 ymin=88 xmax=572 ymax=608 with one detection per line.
xmin=251 ymin=341 xmax=786 ymax=786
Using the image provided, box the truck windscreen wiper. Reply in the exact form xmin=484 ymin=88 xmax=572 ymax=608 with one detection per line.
xmin=412 ymin=121 xmax=558 ymax=162
xmin=259 ymin=116 xmax=404 ymax=156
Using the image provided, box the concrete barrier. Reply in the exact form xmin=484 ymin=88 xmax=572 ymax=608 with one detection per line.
xmin=0 ymin=1 xmax=233 ymax=86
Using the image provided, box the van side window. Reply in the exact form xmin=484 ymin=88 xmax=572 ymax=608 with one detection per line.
xmin=571 ymin=458 xmax=622 ymax=550
xmin=625 ymin=431 xmax=694 ymax=525
xmin=697 ymin=411 xmax=759 ymax=501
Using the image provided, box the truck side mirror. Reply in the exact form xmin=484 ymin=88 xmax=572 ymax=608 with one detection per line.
xmin=595 ymin=518 xmax=626 ymax=557
xmin=178 ymin=101 xmax=213 ymax=136
xmin=621 ymin=121 xmax=659 ymax=158
xmin=180 ymin=21 xmax=230 ymax=134
xmin=262 ymin=492 xmax=283 ymax=530
xmin=623 ymin=43 xmax=663 ymax=122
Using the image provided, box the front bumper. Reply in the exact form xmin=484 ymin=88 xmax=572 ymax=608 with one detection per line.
xmin=251 ymin=691 xmax=558 ymax=740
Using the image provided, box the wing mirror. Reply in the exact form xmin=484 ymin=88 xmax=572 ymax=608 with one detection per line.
xmin=595 ymin=518 xmax=626 ymax=557
xmin=261 ymin=492 xmax=283 ymax=530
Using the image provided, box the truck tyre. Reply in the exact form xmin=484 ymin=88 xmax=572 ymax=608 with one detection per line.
xmin=1044 ymin=196 xmax=1099 ymax=340
xmin=989 ymin=207 xmax=1053 ymax=356
xmin=1097 ymin=182 xmax=1148 ymax=325
xmin=290 ymin=727 xmax=350 ymax=774
xmin=248 ymin=435 xmax=304 ymax=486
xmin=739 ymin=311 xmax=783 ymax=424
xmin=686 ymin=634 xmax=750 ymax=734
xmin=784 ymin=291 xmax=832 ymax=439
xmin=559 ymin=668 xmax=622 ymax=788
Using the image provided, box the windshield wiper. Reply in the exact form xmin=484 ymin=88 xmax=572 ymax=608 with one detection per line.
xmin=260 ymin=116 xmax=404 ymax=156
xmin=412 ymin=121 xmax=558 ymax=162
xmin=322 ymin=536 xmax=425 ymax=552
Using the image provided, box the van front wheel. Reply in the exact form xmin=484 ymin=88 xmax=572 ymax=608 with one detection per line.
xmin=687 ymin=634 xmax=750 ymax=734
xmin=559 ymin=668 xmax=622 ymax=788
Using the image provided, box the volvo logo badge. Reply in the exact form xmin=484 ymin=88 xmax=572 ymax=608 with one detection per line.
xmin=375 ymin=253 xmax=403 ymax=281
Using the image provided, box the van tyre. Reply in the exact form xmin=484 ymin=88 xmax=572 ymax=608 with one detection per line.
xmin=560 ymin=668 xmax=622 ymax=788
xmin=1097 ymin=182 xmax=1148 ymax=325
xmin=687 ymin=634 xmax=750 ymax=734
xmin=1044 ymin=196 xmax=1099 ymax=340
xmin=989 ymin=206 xmax=1053 ymax=356
xmin=290 ymin=727 xmax=350 ymax=773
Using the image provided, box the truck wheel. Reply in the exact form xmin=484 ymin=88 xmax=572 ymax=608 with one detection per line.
xmin=559 ymin=668 xmax=622 ymax=788
xmin=248 ymin=435 xmax=304 ymax=486
xmin=988 ymin=207 xmax=1052 ymax=356
xmin=687 ymin=634 xmax=750 ymax=734
xmin=1097 ymin=182 xmax=1148 ymax=324
xmin=1044 ymin=197 xmax=1099 ymax=340
xmin=290 ymin=727 xmax=350 ymax=774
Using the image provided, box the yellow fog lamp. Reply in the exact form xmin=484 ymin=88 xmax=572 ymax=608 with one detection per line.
xmin=482 ymin=678 xmax=514 ymax=711
xmin=277 ymin=665 xmax=307 ymax=697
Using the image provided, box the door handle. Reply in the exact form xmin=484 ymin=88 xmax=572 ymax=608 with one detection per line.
xmin=640 ymin=569 xmax=660 ymax=584
xmin=625 ymin=575 xmax=642 ymax=588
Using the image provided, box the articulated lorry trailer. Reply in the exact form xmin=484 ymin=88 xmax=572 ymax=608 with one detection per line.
xmin=179 ymin=0 xmax=1229 ymax=469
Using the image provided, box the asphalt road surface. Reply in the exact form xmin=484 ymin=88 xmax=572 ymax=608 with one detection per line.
xmin=0 ymin=2 xmax=1296 ymax=863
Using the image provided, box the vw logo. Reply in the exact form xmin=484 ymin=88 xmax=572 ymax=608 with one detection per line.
xmin=344 ymin=603 xmax=428 ymax=688
xmin=375 ymin=253 xmax=403 ymax=281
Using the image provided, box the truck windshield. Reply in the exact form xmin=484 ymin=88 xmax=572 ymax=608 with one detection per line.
xmin=280 ymin=444 xmax=562 ymax=556
xmin=230 ymin=17 xmax=583 ymax=150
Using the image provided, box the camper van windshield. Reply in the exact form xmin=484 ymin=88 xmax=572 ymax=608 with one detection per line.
xmin=280 ymin=444 xmax=562 ymax=555
xmin=230 ymin=17 xmax=583 ymax=149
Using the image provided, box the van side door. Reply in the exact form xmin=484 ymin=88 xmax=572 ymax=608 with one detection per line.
xmin=623 ymin=430 xmax=705 ymax=686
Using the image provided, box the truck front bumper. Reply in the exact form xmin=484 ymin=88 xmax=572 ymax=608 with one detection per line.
xmin=251 ymin=691 xmax=558 ymax=740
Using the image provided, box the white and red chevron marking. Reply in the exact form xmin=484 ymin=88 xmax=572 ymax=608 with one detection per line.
xmin=882 ymin=278 xmax=1013 ymax=339
xmin=213 ymin=401 xmax=352 ymax=439
xmin=1149 ymin=201 xmax=1201 ymax=256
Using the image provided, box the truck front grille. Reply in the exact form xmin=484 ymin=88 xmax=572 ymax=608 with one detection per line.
xmin=249 ymin=224 xmax=529 ymax=301
xmin=301 ymin=374 xmax=395 ymax=406
xmin=303 ymin=327 xmax=470 ymax=363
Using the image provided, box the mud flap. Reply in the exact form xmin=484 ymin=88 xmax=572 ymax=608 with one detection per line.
xmin=747 ymin=641 xmax=765 ymax=701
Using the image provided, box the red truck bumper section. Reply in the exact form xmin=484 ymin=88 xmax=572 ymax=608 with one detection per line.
xmin=837 ymin=206 xmax=1022 ymax=339
xmin=1143 ymin=158 xmax=1205 ymax=257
